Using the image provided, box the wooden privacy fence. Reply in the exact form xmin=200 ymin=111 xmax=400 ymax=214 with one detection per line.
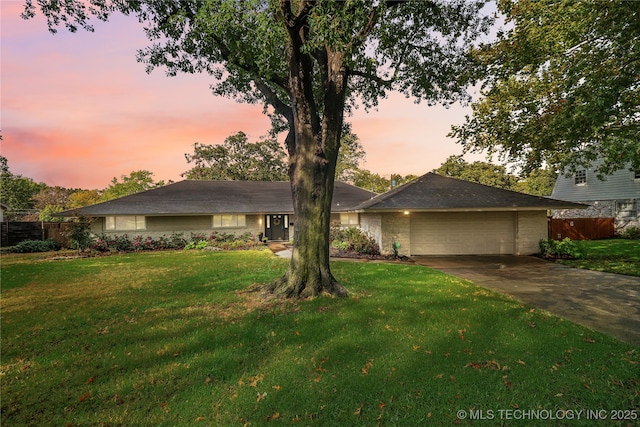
xmin=1 ymin=222 xmax=72 ymax=247
xmin=548 ymin=218 xmax=615 ymax=240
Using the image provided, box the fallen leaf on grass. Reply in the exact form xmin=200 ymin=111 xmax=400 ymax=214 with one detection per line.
xmin=86 ymin=376 xmax=96 ymax=384
xmin=361 ymin=360 xmax=374 ymax=375
xmin=584 ymin=337 xmax=596 ymax=343
xmin=256 ymin=392 xmax=267 ymax=402
xmin=354 ymin=406 xmax=363 ymax=416
xmin=266 ymin=412 xmax=279 ymax=421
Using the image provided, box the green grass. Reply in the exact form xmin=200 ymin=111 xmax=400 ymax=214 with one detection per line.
xmin=558 ymin=239 xmax=640 ymax=277
xmin=2 ymin=249 xmax=638 ymax=426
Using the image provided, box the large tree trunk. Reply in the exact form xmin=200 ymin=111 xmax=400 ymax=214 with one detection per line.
xmin=266 ymin=119 xmax=346 ymax=298
xmin=265 ymin=7 xmax=348 ymax=298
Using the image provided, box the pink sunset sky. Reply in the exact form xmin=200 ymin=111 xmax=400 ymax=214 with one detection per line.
xmin=2 ymin=2 xmax=488 ymax=190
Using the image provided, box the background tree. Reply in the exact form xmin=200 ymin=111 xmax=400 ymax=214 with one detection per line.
xmin=68 ymin=189 xmax=102 ymax=208
xmin=0 ymin=156 xmax=46 ymax=216
xmin=433 ymin=155 xmax=518 ymax=190
xmin=183 ymin=132 xmax=289 ymax=181
xmin=33 ymin=186 xmax=74 ymax=221
xmin=451 ymin=0 xmax=640 ymax=176
xmin=25 ymin=0 xmax=492 ymax=297
xmin=100 ymin=170 xmax=165 ymax=202
xmin=335 ymin=125 xmax=366 ymax=184
xmin=352 ymin=169 xmax=417 ymax=194
xmin=433 ymin=155 xmax=556 ymax=196
xmin=512 ymin=167 xmax=556 ymax=197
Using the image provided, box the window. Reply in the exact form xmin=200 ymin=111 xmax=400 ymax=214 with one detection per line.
xmin=340 ymin=213 xmax=359 ymax=226
xmin=574 ymin=170 xmax=587 ymax=185
xmin=105 ymin=216 xmax=145 ymax=231
xmin=213 ymin=214 xmax=246 ymax=228
xmin=615 ymin=200 xmax=638 ymax=218
xmin=634 ymin=170 xmax=640 ymax=180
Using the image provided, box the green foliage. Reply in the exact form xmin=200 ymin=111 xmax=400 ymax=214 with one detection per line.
xmin=352 ymin=169 xmax=417 ymax=194
xmin=433 ymin=155 xmax=557 ymax=196
xmin=91 ymin=231 xmax=261 ymax=253
xmin=38 ymin=205 xmax=64 ymax=222
xmin=183 ymin=132 xmax=288 ymax=181
xmin=0 ymin=155 xmax=46 ymax=212
xmin=433 ymin=155 xmax=518 ymax=190
xmin=619 ymin=226 xmax=640 ymax=240
xmin=65 ymin=216 xmax=93 ymax=253
xmin=511 ymin=167 xmax=557 ymax=197
xmin=2 ymin=251 xmax=637 ymax=425
xmin=539 ymin=238 xmax=586 ymax=259
xmin=68 ymin=189 xmax=101 ymax=208
xmin=329 ymin=226 xmax=380 ymax=256
xmin=100 ymin=170 xmax=165 ymax=202
xmin=392 ymin=241 xmax=401 ymax=258
xmin=7 ymin=239 xmax=61 ymax=253
xmin=451 ymin=0 xmax=640 ymax=176
xmin=335 ymin=125 xmax=366 ymax=183
xmin=184 ymin=240 xmax=210 ymax=250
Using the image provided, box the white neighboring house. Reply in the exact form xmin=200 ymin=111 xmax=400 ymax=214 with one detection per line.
xmin=550 ymin=160 xmax=640 ymax=232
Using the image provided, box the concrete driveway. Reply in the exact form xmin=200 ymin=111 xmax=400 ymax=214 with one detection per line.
xmin=412 ymin=255 xmax=640 ymax=345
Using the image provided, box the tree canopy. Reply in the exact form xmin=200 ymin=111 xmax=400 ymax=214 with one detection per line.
xmin=183 ymin=132 xmax=289 ymax=181
xmin=100 ymin=170 xmax=165 ymax=201
xmin=451 ymin=0 xmax=640 ymax=176
xmin=0 ymin=156 xmax=46 ymax=213
xmin=432 ymin=155 xmax=556 ymax=196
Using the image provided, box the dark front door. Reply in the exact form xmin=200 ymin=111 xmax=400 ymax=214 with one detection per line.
xmin=266 ymin=214 xmax=289 ymax=241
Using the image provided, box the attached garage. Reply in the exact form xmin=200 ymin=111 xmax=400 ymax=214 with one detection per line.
xmin=410 ymin=211 xmax=515 ymax=255
xmin=353 ymin=173 xmax=587 ymax=257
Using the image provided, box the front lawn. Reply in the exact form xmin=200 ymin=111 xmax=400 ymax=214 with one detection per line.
xmin=558 ymin=239 xmax=640 ymax=277
xmin=1 ymin=250 xmax=638 ymax=426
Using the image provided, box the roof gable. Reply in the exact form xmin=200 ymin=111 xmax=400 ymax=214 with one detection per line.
xmin=354 ymin=173 xmax=586 ymax=211
xmin=61 ymin=180 xmax=376 ymax=216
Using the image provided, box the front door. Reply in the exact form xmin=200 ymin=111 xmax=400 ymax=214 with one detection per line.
xmin=265 ymin=214 xmax=289 ymax=241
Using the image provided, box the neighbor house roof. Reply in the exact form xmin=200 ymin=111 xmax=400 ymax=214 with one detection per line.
xmin=353 ymin=173 xmax=587 ymax=212
xmin=58 ymin=180 xmax=377 ymax=217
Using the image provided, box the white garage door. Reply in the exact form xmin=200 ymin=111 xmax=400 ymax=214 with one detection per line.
xmin=410 ymin=212 xmax=515 ymax=255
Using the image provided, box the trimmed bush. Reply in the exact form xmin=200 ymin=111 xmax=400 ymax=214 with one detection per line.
xmin=8 ymin=239 xmax=62 ymax=253
xmin=329 ymin=226 xmax=380 ymax=256
xmin=539 ymin=238 xmax=586 ymax=259
xmin=90 ymin=231 xmax=261 ymax=253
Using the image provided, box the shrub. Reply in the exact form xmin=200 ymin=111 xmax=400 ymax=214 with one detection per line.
xmin=329 ymin=226 xmax=380 ymax=256
xmin=8 ymin=239 xmax=61 ymax=253
xmin=619 ymin=226 xmax=640 ymax=240
xmin=539 ymin=238 xmax=586 ymax=259
xmin=185 ymin=240 xmax=209 ymax=250
xmin=89 ymin=231 xmax=261 ymax=253
xmin=66 ymin=217 xmax=94 ymax=254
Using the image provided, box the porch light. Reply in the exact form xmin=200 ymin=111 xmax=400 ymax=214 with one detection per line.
xmin=404 ymin=211 xmax=410 ymax=215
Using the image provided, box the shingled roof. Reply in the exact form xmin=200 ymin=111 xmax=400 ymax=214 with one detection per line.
xmin=59 ymin=180 xmax=376 ymax=216
xmin=353 ymin=173 xmax=587 ymax=212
